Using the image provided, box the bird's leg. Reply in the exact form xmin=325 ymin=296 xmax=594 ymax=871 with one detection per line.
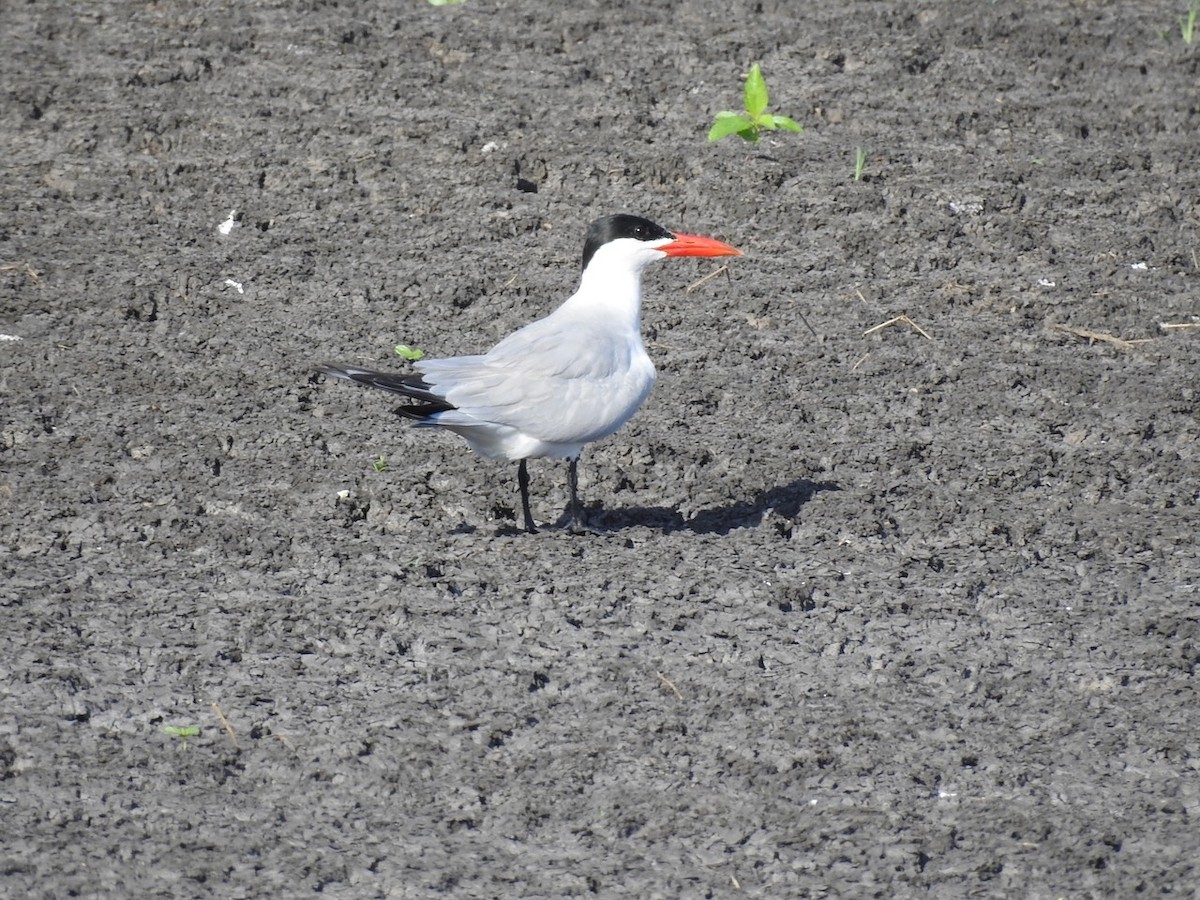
xmin=564 ymin=456 xmax=590 ymax=533
xmin=517 ymin=459 xmax=537 ymax=533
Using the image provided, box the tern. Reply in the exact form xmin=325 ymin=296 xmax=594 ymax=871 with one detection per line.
xmin=316 ymin=214 xmax=741 ymax=533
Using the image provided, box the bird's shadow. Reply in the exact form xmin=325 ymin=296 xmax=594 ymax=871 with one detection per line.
xmin=561 ymin=477 xmax=840 ymax=536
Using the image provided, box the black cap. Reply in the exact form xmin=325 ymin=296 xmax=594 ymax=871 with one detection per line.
xmin=581 ymin=215 xmax=674 ymax=270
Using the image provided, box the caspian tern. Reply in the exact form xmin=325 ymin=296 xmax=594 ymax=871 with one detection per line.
xmin=316 ymin=214 xmax=741 ymax=533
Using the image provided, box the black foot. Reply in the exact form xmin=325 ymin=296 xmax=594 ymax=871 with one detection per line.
xmin=561 ymin=506 xmax=609 ymax=535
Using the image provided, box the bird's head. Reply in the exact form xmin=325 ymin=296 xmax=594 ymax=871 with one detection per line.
xmin=580 ymin=214 xmax=741 ymax=274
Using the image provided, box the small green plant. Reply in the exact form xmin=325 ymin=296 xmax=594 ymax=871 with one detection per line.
xmin=163 ymin=725 xmax=200 ymax=750
xmin=708 ymin=63 xmax=802 ymax=143
xmin=853 ymin=147 xmax=868 ymax=182
xmin=373 ymin=455 xmax=389 ymax=473
xmin=427 ymin=0 xmax=464 ymax=6
xmin=1182 ymin=1 xmax=1200 ymax=43
xmin=394 ymin=344 xmax=425 ymax=361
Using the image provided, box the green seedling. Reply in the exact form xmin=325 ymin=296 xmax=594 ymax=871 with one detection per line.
xmin=427 ymin=0 xmax=464 ymax=5
xmin=163 ymin=725 xmax=200 ymax=750
xmin=373 ymin=455 xmax=389 ymax=473
xmin=395 ymin=344 xmax=425 ymax=361
xmin=708 ymin=63 xmax=802 ymax=143
xmin=1182 ymin=1 xmax=1200 ymax=43
xmin=854 ymin=147 xmax=868 ymax=181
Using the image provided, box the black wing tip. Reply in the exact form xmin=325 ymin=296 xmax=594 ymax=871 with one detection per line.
xmin=313 ymin=363 xmax=394 ymax=384
xmin=393 ymin=401 xmax=454 ymax=422
xmin=315 ymin=363 xmax=457 ymax=418
xmin=314 ymin=363 xmax=349 ymax=379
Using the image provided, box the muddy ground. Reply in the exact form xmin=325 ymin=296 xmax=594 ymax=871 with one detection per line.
xmin=3 ymin=0 xmax=1199 ymax=897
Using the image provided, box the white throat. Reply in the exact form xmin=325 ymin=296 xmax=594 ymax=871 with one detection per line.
xmin=561 ymin=238 xmax=666 ymax=333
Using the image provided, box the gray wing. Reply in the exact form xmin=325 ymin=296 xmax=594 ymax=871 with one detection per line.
xmin=416 ymin=320 xmax=655 ymax=444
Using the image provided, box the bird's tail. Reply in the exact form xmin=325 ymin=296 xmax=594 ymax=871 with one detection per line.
xmin=314 ymin=364 xmax=456 ymax=421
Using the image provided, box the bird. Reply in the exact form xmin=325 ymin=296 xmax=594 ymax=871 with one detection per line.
xmin=315 ymin=213 xmax=741 ymax=533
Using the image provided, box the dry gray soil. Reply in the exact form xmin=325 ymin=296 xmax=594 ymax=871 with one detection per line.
xmin=3 ymin=1 xmax=1199 ymax=897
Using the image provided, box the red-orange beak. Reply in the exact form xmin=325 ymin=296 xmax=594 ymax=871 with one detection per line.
xmin=660 ymin=232 xmax=742 ymax=258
